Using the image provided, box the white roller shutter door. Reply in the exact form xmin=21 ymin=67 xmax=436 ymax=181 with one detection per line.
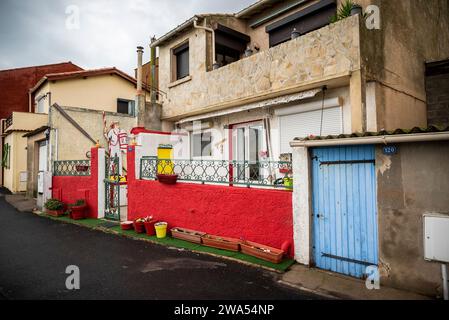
xmin=279 ymin=107 xmax=343 ymax=153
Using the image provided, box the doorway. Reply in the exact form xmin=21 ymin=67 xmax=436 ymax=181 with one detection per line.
xmin=231 ymin=121 xmax=265 ymax=183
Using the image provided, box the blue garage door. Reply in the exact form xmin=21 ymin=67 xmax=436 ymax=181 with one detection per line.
xmin=312 ymin=145 xmax=378 ymax=278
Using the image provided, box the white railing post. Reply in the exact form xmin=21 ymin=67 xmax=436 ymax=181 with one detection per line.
xmin=97 ymin=148 xmax=105 ymax=219
xmin=292 ymin=146 xmax=312 ymax=265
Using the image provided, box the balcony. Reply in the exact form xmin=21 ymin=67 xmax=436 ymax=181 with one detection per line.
xmin=162 ymin=15 xmax=361 ymax=120
xmin=2 ymin=112 xmax=48 ymax=134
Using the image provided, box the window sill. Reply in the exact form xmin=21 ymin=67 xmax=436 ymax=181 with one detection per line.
xmin=168 ymin=75 xmax=192 ymax=89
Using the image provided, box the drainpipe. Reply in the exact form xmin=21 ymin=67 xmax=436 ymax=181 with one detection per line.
xmin=150 ymin=37 xmax=157 ymax=104
xmin=136 ymin=46 xmax=145 ymax=127
xmin=193 ymin=17 xmax=219 ymax=70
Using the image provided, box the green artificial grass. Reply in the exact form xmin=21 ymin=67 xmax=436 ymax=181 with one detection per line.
xmin=42 ymin=215 xmax=295 ymax=272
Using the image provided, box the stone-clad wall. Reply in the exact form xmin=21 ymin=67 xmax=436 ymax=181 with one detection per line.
xmin=160 ymin=15 xmax=361 ymax=120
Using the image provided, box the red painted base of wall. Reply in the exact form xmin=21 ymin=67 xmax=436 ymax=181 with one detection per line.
xmin=128 ymin=180 xmax=294 ymax=257
xmin=51 ymin=148 xmax=99 ymax=218
xmin=52 ymin=176 xmax=97 ymax=218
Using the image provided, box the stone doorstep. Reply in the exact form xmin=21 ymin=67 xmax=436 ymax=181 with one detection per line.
xmin=280 ymin=264 xmax=431 ymax=300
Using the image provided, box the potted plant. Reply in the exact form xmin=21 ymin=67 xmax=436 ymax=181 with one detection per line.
xmin=133 ymin=218 xmax=146 ymax=234
xmin=240 ymin=240 xmax=285 ymax=264
xmin=330 ymin=1 xmax=363 ymax=23
xmin=171 ymin=227 xmax=206 ymax=244
xmin=202 ymin=234 xmax=241 ymax=252
xmin=44 ymin=199 xmax=65 ymax=217
xmin=69 ymin=199 xmax=87 ymax=220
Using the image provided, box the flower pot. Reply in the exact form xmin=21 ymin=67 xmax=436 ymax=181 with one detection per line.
xmin=70 ymin=205 xmax=86 ymax=220
xmin=351 ymin=5 xmax=363 ymax=16
xmin=155 ymin=222 xmax=168 ymax=239
xmin=144 ymin=221 xmax=156 ymax=236
xmin=46 ymin=209 xmax=64 ymax=217
xmin=156 ymin=174 xmax=178 ymax=185
xmin=121 ymin=221 xmax=134 ymax=230
xmin=171 ymin=227 xmax=206 ymax=244
xmin=240 ymin=241 xmax=284 ymax=264
xmin=133 ymin=221 xmax=146 ymax=233
xmin=202 ymin=235 xmax=241 ymax=252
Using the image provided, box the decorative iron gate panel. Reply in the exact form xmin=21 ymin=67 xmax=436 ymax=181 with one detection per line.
xmin=312 ymin=145 xmax=378 ymax=278
xmin=104 ymin=156 xmax=120 ymax=221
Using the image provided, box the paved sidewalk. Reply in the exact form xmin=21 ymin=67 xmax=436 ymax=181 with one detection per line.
xmin=280 ymin=264 xmax=430 ymax=300
xmin=3 ymin=193 xmax=37 ymax=213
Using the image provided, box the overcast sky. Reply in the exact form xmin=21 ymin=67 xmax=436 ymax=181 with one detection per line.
xmin=0 ymin=0 xmax=254 ymax=75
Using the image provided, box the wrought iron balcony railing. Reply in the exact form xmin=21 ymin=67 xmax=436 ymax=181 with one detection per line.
xmin=53 ymin=160 xmax=91 ymax=176
xmin=140 ymin=157 xmax=292 ymax=188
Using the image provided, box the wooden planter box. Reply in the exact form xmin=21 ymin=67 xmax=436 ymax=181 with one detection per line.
xmin=240 ymin=241 xmax=284 ymax=264
xmin=70 ymin=205 xmax=86 ymax=220
xmin=46 ymin=209 xmax=64 ymax=217
xmin=171 ymin=228 xmax=206 ymax=244
xmin=202 ymin=235 xmax=241 ymax=252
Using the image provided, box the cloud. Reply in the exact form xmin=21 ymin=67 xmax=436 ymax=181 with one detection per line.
xmin=0 ymin=0 xmax=254 ymax=75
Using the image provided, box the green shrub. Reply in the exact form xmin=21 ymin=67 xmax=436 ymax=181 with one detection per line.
xmin=69 ymin=199 xmax=86 ymax=207
xmin=44 ymin=199 xmax=64 ymax=211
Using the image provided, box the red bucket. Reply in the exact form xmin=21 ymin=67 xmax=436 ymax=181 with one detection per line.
xmin=133 ymin=221 xmax=146 ymax=233
xmin=144 ymin=221 xmax=156 ymax=236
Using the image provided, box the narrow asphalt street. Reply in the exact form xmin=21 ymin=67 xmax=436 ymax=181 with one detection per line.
xmin=0 ymin=194 xmax=320 ymax=300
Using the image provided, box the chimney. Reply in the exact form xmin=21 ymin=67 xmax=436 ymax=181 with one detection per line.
xmin=136 ymin=46 xmax=144 ymax=95
xmin=136 ymin=46 xmax=145 ymax=127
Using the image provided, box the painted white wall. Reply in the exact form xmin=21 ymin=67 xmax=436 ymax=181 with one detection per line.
xmin=134 ymin=132 xmax=189 ymax=179
xmin=97 ymin=148 xmax=105 ymax=219
xmin=292 ymin=146 xmax=312 ymax=265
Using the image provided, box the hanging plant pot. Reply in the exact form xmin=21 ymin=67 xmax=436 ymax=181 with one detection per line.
xmin=156 ymin=174 xmax=178 ymax=185
xmin=240 ymin=241 xmax=284 ymax=264
xmin=202 ymin=235 xmax=241 ymax=252
xmin=171 ymin=228 xmax=206 ymax=244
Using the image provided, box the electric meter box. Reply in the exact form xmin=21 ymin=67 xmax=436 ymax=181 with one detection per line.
xmin=423 ymin=214 xmax=449 ymax=263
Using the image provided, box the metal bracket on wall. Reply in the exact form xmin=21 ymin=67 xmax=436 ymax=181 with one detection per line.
xmin=321 ymin=252 xmax=376 ymax=267
xmin=320 ymin=160 xmax=375 ymax=166
xmin=52 ymin=103 xmax=96 ymax=145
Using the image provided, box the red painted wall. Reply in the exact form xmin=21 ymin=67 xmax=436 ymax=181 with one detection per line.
xmin=126 ymin=146 xmax=294 ymax=257
xmin=0 ymin=62 xmax=82 ymax=119
xmin=52 ymin=147 xmax=99 ymax=218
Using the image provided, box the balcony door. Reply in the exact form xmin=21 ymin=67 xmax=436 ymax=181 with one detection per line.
xmin=231 ymin=121 xmax=265 ymax=183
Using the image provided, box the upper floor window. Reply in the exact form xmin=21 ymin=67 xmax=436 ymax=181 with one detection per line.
xmin=266 ymin=0 xmax=337 ymax=47
xmin=172 ymin=42 xmax=189 ymax=81
xmin=213 ymin=24 xmax=250 ymax=69
xmin=36 ymin=95 xmax=46 ymax=113
xmin=117 ymin=98 xmax=135 ymax=116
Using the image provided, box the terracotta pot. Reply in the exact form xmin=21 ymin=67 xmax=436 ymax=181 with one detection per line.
xmin=133 ymin=221 xmax=146 ymax=233
xmin=46 ymin=209 xmax=64 ymax=217
xmin=144 ymin=221 xmax=156 ymax=236
xmin=171 ymin=227 xmax=206 ymax=244
xmin=70 ymin=205 xmax=86 ymax=220
xmin=240 ymin=241 xmax=284 ymax=264
xmin=156 ymin=174 xmax=178 ymax=185
xmin=202 ymin=235 xmax=241 ymax=252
